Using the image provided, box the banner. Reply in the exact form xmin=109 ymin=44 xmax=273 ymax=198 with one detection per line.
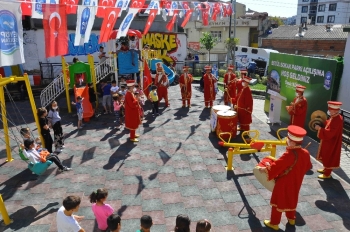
xmin=117 ymin=51 xmax=139 ymax=74
xmin=74 ymin=5 xmax=96 ymax=46
xmin=96 ymin=0 xmax=116 ymax=18
xmin=0 ymin=2 xmax=25 ymax=66
xmin=21 ymin=0 xmax=32 ymax=16
xmin=143 ymin=0 xmax=160 ymax=35
xmin=43 ymin=3 xmax=68 ymax=58
xmin=264 ymin=53 xmax=341 ymax=139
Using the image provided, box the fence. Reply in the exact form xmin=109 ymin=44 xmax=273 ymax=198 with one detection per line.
xmin=167 ymin=61 xmax=229 ymax=77
xmin=39 ymin=62 xmax=64 ymax=85
xmin=341 ymin=109 xmax=350 ymax=149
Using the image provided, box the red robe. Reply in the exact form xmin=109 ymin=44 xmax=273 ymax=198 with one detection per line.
xmin=155 ymin=74 xmax=169 ymax=103
xmin=125 ymin=91 xmax=141 ymax=130
xmin=203 ymin=73 xmax=217 ymax=103
xmin=223 ymin=72 xmax=237 ymax=104
xmin=179 ymin=73 xmax=193 ymax=100
xmin=236 ymin=85 xmax=253 ymax=130
xmin=267 ymin=147 xmax=312 ymax=212
xmin=316 ymin=114 xmax=343 ymax=169
xmin=288 ymin=96 xmax=307 ymax=128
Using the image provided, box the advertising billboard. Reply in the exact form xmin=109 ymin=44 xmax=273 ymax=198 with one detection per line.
xmin=264 ymin=53 xmax=341 ymax=140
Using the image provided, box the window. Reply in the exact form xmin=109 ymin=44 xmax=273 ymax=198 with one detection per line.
xmin=210 ymin=31 xmax=221 ymax=42
xmin=329 ymin=3 xmax=337 ymax=11
xmin=242 ymin=48 xmax=248 ymax=52
xmin=301 ymin=6 xmax=308 ymax=13
xmin=349 ymin=17 xmax=350 ymax=23
xmin=252 ymin=49 xmax=258 ymax=54
xmin=317 ymin=16 xmax=324 ymax=23
xmin=318 ymin=4 xmax=325 ymax=12
xmin=301 ymin=17 xmax=307 ymax=23
xmin=302 ymin=0 xmax=309 ymax=2
xmin=327 ymin=15 xmax=335 ymax=23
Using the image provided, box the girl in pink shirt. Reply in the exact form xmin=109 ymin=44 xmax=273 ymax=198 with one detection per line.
xmin=89 ymin=188 xmax=114 ymax=231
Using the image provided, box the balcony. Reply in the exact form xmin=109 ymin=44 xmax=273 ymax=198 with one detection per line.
xmin=310 ymin=0 xmax=318 ymax=3
xmin=309 ymin=10 xmax=317 ymax=15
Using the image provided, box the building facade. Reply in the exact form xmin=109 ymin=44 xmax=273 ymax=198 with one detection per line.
xmin=261 ymin=25 xmax=347 ymax=57
xmin=296 ymin=0 xmax=350 ymax=25
xmin=337 ymin=26 xmax=350 ymax=111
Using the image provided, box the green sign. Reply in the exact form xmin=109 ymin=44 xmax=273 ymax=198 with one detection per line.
xmin=264 ymin=53 xmax=341 ymax=140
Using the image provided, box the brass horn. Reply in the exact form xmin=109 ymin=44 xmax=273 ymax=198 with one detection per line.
xmin=308 ymin=110 xmax=327 ymax=132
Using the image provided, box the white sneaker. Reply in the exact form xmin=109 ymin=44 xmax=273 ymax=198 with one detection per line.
xmin=63 ymin=167 xmax=72 ymax=171
xmin=55 ymin=148 xmax=62 ymax=153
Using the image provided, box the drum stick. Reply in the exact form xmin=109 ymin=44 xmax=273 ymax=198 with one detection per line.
xmin=304 ymin=142 xmax=311 ymax=149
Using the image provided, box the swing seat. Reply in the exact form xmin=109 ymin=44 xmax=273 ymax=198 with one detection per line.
xmin=19 ymin=149 xmax=53 ymax=175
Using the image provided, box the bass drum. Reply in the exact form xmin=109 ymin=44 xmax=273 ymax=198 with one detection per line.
xmin=253 ymin=156 xmax=276 ymax=192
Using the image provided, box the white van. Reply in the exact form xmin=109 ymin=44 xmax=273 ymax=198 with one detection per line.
xmin=229 ymin=46 xmax=279 ymax=76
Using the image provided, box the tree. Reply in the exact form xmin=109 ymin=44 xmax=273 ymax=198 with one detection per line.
xmin=199 ymin=32 xmax=218 ymax=64
xmin=224 ymin=37 xmax=240 ymax=63
xmin=269 ymin=16 xmax=284 ymax=26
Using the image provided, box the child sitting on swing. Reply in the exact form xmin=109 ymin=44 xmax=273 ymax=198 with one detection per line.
xmin=21 ymin=138 xmax=71 ymax=172
xmin=20 ymin=128 xmax=44 ymax=152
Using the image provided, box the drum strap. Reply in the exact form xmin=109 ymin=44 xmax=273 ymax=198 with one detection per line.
xmin=275 ymin=150 xmax=298 ymax=181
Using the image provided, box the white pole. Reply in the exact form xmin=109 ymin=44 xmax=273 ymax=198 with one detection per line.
xmin=113 ymin=38 xmax=118 ymax=85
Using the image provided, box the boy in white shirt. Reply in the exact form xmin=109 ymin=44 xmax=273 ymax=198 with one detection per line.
xmin=57 ymin=195 xmax=85 ymax=232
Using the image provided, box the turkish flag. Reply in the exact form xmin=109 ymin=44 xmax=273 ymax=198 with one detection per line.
xmin=99 ymin=7 xmax=121 ymax=43
xmin=143 ymin=8 xmax=157 ymax=35
xmin=211 ymin=3 xmax=221 ymax=21
xmin=21 ymin=0 xmax=32 ymax=16
xmin=201 ymin=2 xmax=210 ymax=26
xmin=143 ymin=60 xmax=152 ymax=97
xmin=64 ymin=0 xmax=79 ymax=14
xmin=43 ymin=4 xmax=68 ymax=58
xmin=97 ymin=0 xmax=116 ymax=18
xmin=166 ymin=10 xmax=178 ymax=31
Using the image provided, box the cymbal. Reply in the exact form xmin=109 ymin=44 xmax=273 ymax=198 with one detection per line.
xmin=309 ymin=118 xmax=325 ymax=132
xmin=310 ymin=110 xmax=327 ymax=122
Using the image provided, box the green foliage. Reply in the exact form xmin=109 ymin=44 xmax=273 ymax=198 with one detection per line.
xmin=218 ymin=69 xmax=226 ymax=77
xmin=269 ymin=16 xmax=284 ymax=26
xmin=225 ymin=37 xmax=240 ymax=61
xmin=199 ymin=32 xmax=218 ymax=63
xmin=256 ymin=76 xmax=268 ymax=85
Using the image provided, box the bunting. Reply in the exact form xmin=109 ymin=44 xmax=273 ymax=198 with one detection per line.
xmin=180 ymin=1 xmax=193 ymax=28
xmin=96 ymin=0 xmax=116 ymax=18
xmin=143 ymin=0 xmax=160 ymax=35
xmin=116 ymin=0 xmax=145 ymax=38
xmin=74 ymin=5 xmax=96 ymax=45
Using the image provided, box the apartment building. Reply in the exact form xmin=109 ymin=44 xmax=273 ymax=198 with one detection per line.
xmin=296 ymin=0 xmax=350 ymax=25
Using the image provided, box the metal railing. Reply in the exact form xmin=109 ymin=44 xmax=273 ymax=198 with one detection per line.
xmin=40 ymin=58 xmax=113 ymax=108
xmin=341 ymin=109 xmax=350 ymax=148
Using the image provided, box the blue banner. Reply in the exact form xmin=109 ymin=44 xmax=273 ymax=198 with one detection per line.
xmin=118 ymin=51 xmax=139 ymax=74
xmin=67 ymin=33 xmax=105 ymax=56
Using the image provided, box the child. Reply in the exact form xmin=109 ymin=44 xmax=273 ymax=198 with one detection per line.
xmin=118 ymin=94 xmax=125 ymax=125
xmin=20 ymin=128 xmax=42 ymax=151
xmin=47 ymin=101 xmax=64 ymax=153
xmin=136 ymin=215 xmax=153 ymax=232
xmin=107 ymin=213 xmax=122 ymax=232
xmin=89 ymin=188 xmax=114 ymax=232
xmin=112 ymin=94 xmax=122 ymax=129
xmin=56 ymin=196 xmax=84 ymax=232
xmin=21 ymin=138 xmax=71 ymax=172
xmin=118 ymin=85 xmax=127 ymax=100
xmin=148 ymin=85 xmax=159 ymax=116
xmin=174 ymin=214 xmax=191 ymax=232
xmin=119 ymin=77 xmax=126 ymax=88
xmin=37 ymin=107 xmax=54 ymax=153
xmin=135 ymin=84 xmax=145 ymax=105
xmin=71 ymin=96 xmax=84 ymax=129
xmin=110 ymin=80 xmax=119 ymax=95
xmin=196 ymin=219 xmax=211 ymax=232
xmin=88 ymin=83 xmax=98 ymax=116
xmin=100 ymin=80 xmax=112 ymax=114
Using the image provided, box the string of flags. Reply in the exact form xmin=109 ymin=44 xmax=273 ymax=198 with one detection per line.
xmin=0 ymin=0 xmax=233 ymax=62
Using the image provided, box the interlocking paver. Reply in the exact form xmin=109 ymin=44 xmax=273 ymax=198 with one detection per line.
xmin=1 ymin=84 xmax=350 ymax=231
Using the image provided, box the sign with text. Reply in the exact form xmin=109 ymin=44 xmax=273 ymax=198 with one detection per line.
xmin=196 ymin=19 xmax=258 ymax=28
xmin=264 ymin=53 xmax=341 ymax=139
xmin=142 ymin=32 xmax=186 ymax=64
xmin=188 ymin=42 xmax=200 ymax=51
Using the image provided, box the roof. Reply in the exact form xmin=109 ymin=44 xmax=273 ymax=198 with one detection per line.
xmin=263 ymin=25 xmax=348 ymax=40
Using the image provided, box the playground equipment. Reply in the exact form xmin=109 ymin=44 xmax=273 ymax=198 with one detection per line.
xmin=218 ymin=128 xmax=288 ymax=170
xmin=0 ymin=74 xmax=46 ymax=225
xmin=150 ymin=59 xmax=176 ymax=85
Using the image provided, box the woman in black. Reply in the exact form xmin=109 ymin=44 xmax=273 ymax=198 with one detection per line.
xmin=37 ymin=107 xmax=53 ymax=153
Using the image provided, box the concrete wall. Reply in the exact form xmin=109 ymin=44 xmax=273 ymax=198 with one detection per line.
xmin=337 ymin=33 xmax=350 ymax=111
xmin=261 ymin=38 xmax=346 ymax=57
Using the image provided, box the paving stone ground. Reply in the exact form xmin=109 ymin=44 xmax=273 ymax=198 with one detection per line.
xmin=1 ymin=84 xmax=350 ymax=232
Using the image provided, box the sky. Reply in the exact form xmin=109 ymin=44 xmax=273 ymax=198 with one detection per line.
xmin=227 ymin=0 xmax=299 ymax=17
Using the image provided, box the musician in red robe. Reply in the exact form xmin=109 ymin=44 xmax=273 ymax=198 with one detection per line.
xmin=259 ymin=125 xmax=312 ymax=230
xmin=236 ymin=70 xmax=246 ymax=94
xmin=223 ymin=65 xmax=237 ymax=105
xmin=315 ymin=101 xmax=343 ymax=179
xmin=154 ymin=62 xmax=169 ymax=107
xmin=125 ymin=80 xmax=141 ymax=142
xmin=179 ymin=65 xmax=193 ymax=108
xmin=235 ymin=75 xmax=253 ymax=131
xmin=203 ymin=65 xmax=217 ymax=108
xmin=286 ymin=85 xmax=308 ymax=128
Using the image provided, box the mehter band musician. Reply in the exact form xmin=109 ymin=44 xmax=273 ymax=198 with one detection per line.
xmin=154 ymin=62 xmax=170 ymax=107
xmin=203 ymin=65 xmax=217 ymax=108
xmin=223 ymin=64 xmax=237 ymax=106
xmin=260 ymin=125 xmax=312 ymax=231
xmin=179 ymin=66 xmax=193 ymax=108
xmin=235 ymin=74 xmax=253 ymax=131
xmin=286 ymin=85 xmax=308 ymax=128
xmin=125 ymin=80 xmax=142 ymax=142
xmin=315 ymin=101 xmax=343 ymax=179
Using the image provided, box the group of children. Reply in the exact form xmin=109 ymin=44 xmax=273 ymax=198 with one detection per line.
xmin=57 ymin=188 xmax=212 ymax=232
